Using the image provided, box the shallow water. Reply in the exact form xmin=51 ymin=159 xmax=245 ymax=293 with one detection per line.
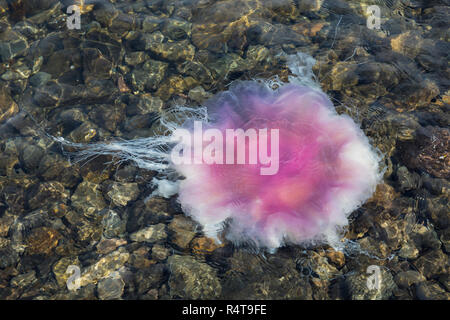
xmin=0 ymin=0 xmax=448 ymax=300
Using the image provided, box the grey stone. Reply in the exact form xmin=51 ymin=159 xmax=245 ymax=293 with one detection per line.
xmin=345 ymin=268 xmax=397 ymax=300
xmin=19 ymin=142 xmax=45 ymax=173
xmin=0 ymin=246 xmax=19 ymax=268
xmin=0 ymin=31 xmax=28 ymax=62
xmin=413 ymin=250 xmax=448 ymax=278
xmin=29 ymin=72 xmax=51 ymax=87
xmin=396 ymin=166 xmax=420 ymax=193
xmin=398 ymin=240 xmax=419 ymax=259
xmin=126 ymin=95 xmax=163 ymax=116
xmin=162 ymin=19 xmax=192 ymax=40
xmin=102 ymin=210 xmax=126 ymax=239
xmin=142 ymin=17 xmax=162 ymax=33
xmin=97 ymin=273 xmax=125 ymax=300
xmin=416 ymin=281 xmax=450 ymax=300
xmin=394 ymin=271 xmax=426 ymax=289
xmin=125 ymin=51 xmax=146 ymax=66
xmin=188 ymin=86 xmax=212 ymax=103
xmin=68 ymin=122 xmax=98 ymax=143
xmin=27 ymin=181 xmax=69 ymax=211
xmin=133 ymin=263 xmax=166 ymax=295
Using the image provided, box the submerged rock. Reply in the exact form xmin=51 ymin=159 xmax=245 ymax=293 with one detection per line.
xmin=37 ymin=153 xmax=80 ymax=188
xmin=132 ymin=263 xmax=167 ymax=296
xmin=27 ymin=181 xmax=69 ymax=211
xmin=151 ymin=244 xmax=170 ymax=261
xmin=126 ymin=198 xmax=171 ymax=233
xmin=345 ymin=267 xmax=397 ymax=300
xmin=10 ymin=270 xmax=37 ymax=289
xmin=29 ymin=71 xmax=51 ymax=87
xmin=394 ymin=271 xmax=426 ymax=290
xmin=96 ymin=238 xmax=127 ymax=255
xmin=129 ymin=223 xmax=167 ymax=243
xmin=415 ymin=281 xmax=450 ymax=300
xmin=64 ymin=210 xmax=102 ymax=243
xmin=71 ymin=181 xmax=107 ymax=217
xmin=161 ymin=19 xmax=192 ymax=40
xmin=168 ymin=215 xmax=197 ymax=249
xmin=0 ymin=0 xmax=448 ymax=301
xmin=168 ymin=255 xmax=221 ymax=299
xmin=191 ymin=236 xmax=224 ymax=255
xmin=105 ymin=182 xmax=140 ymax=207
xmin=143 ymin=34 xmax=195 ymax=62
xmin=413 ymin=250 xmax=448 ymax=279
xmin=101 ymin=210 xmax=126 ymax=239
xmin=188 ymin=86 xmax=212 ymax=103
xmin=79 ymin=248 xmax=129 ymax=287
xmin=52 ymin=256 xmax=80 ymax=288
xmin=97 ymin=272 xmax=125 ymax=300
xmin=25 ymin=227 xmax=61 ymax=255
xmin=0 ymin=29 xmax=28 ymax=62
xmin=0 ymin=245 xmax=19 ymax=269
xmin=130 ymin=59 xmax=168 ymax=92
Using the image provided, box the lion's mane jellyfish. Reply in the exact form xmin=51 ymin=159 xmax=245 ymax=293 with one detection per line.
xmin=63 ymin=54 xmax=382 ymax=250
xmin=174 ymin=82 xmax=381 ymax=249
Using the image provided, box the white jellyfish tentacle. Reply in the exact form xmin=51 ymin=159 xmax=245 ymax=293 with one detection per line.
xmin=53 ymin=104 xmax=209 ymax=174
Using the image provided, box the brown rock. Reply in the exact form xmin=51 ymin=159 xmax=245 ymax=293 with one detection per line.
xmin=106 ymin=182 xmax=140 ymax=207
xmin=413 ymin=250 xmax=448 ymax=278
xmin=398 ymin=126 xmax=449 ymax=179
xmin=367 ymin=183 xmax=398 ymax=209
xmin=390 ymin=31 xmax=424 ymax=58
xmin=129 ymin=247 xmax=156 ymax=269
xmin=325 ymin=249 xmax=345 ymax=268
xmin=26 ymin=227 xmax=61 ymax=255
xmin=27 ymin=181 xmax=69 ymax=210
xmin=0 ymin=87 xmax=19 ymax=123
xmin=151 ymin=244 xmax=170 ymax=261
xmin=0 ymin=213 xmax=14 ymax=237
xmin=96 ymin=238 xmax=127 ymax=255
xmin=168 ymin=215 xmax=197 ymax=249
xmin=71 ymin=181 xmax=106 ymax=217
xmin=394 ymin=271 xmax=426 ymax=289
xmin=191 ymin=236 xmax=224 ymax=255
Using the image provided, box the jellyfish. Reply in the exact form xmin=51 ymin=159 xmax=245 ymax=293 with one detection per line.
xmin=58 ymin=53 xmax=382 ymax=250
